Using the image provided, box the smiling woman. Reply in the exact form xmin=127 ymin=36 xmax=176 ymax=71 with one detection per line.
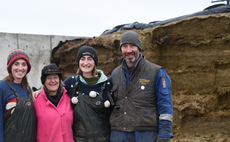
xmin=64 ymin=45 xmax=114 ymax=141
xmin=0 ymin=49 xmax=36 ymax=142
xmin=44 ymin=74 xmax=60 ymax=96
xmin=79 ymin=55 xmax=96 ymax=77
xmin=34 ymin=63 xmax=74 ymax=142
xmin=11 ymin=59 xmax=28 ymax=83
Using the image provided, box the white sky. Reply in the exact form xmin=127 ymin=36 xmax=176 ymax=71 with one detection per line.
xmin=0 ymin=0 xmax=227 ymax=37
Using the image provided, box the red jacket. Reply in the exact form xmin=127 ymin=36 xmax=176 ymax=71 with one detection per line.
xmin=34 ymin=87 xmax=74 ymax=142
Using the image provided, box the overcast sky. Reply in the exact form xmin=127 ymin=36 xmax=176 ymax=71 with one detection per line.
xmin=0 ymin=0 xmax=227 ymax=37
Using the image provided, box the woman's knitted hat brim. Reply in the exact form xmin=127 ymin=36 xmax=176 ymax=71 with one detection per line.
xmin=76 ymin=45 xmax=98 ymax=66
xmin=40 ymin=63 xmax=62 ymax=85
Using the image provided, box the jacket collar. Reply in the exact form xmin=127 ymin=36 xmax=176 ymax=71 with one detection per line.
xmin=79 ymin=69 xmax=108 ymax=85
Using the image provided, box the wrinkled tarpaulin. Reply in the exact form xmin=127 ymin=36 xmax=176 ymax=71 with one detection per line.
xmin=100 ymin=4 xmax=230 ymax=36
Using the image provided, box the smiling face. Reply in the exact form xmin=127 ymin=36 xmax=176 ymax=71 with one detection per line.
xmin=11 ymin=59 xmax=28 ymax=83
xmin=44 ymin=74 xmax=60 ymax=96
xmin=121 ymin=43 xmax=140 ymax=67
xmin=79 ymin=55 xmax=95 ymax=78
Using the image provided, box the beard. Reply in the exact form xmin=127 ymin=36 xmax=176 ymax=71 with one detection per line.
xmin=124 ymin=52 xmax=139 ymax=63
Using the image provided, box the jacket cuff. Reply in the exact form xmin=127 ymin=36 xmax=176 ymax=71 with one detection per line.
xmin=157 ymin=137 xmax=171 ymax=142
xmin=158 ymin=120 xmax=174 ymax=138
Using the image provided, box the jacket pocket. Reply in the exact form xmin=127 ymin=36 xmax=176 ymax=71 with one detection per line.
xmin=135 ymin=108 xmax=158 ymax=127
xmin=162 ymin=88 xmax=169 ymax=96
xmin=110 ymin=105 xmax=122 ymax=128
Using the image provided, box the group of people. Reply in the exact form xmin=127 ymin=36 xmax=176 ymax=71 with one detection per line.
xmin=0 ymin=31 xmax=173 ymax=142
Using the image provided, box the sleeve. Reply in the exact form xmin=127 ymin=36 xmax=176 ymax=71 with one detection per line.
xmin=0 ymin=82 xmax=13 ymax=142
xmin=108 ymin=72 xmax=115 ymax=101
xmin=63 ymin=75 xmax=76 ymax=96
xmin=108 ymin=72 xmax=114 ymax=94
xmin=155 ymin=68 xmax=174 ymax=139
xmin=0 ymin=88 xmax=4 ymax=142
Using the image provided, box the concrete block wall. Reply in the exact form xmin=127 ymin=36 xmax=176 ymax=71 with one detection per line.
xmin=0 ymin=32 xmax=85 ymax=89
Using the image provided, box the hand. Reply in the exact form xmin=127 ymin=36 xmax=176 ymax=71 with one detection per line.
xmin=32 ymin=90 xmax=41 ymax=102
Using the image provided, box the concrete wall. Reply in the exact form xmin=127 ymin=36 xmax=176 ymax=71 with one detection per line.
xmin=0 ymin=32 xmax=86 ymax=89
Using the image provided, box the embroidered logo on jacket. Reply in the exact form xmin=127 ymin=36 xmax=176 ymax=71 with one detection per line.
xmin=139 ymin=79 xmax=150 ymax=85
xmin=25 ymin=102 xmax=31 ymax=106
xmin=94 ymin=101 xmax=101 ymax=105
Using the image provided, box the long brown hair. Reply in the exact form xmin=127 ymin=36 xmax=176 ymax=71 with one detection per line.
xmin=4 ymin=73 xmax=28 ymax=89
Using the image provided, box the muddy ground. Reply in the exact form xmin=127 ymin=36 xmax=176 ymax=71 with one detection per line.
xmin=51 ymin=13 xmax=230 ymax=141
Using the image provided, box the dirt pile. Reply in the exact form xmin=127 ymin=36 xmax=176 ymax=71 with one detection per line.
xmin=51 ymin=13 xmax=230 ymax=141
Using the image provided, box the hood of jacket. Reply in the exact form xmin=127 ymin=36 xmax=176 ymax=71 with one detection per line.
xmin=79 ymin=69 xmax=108 ymax=85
